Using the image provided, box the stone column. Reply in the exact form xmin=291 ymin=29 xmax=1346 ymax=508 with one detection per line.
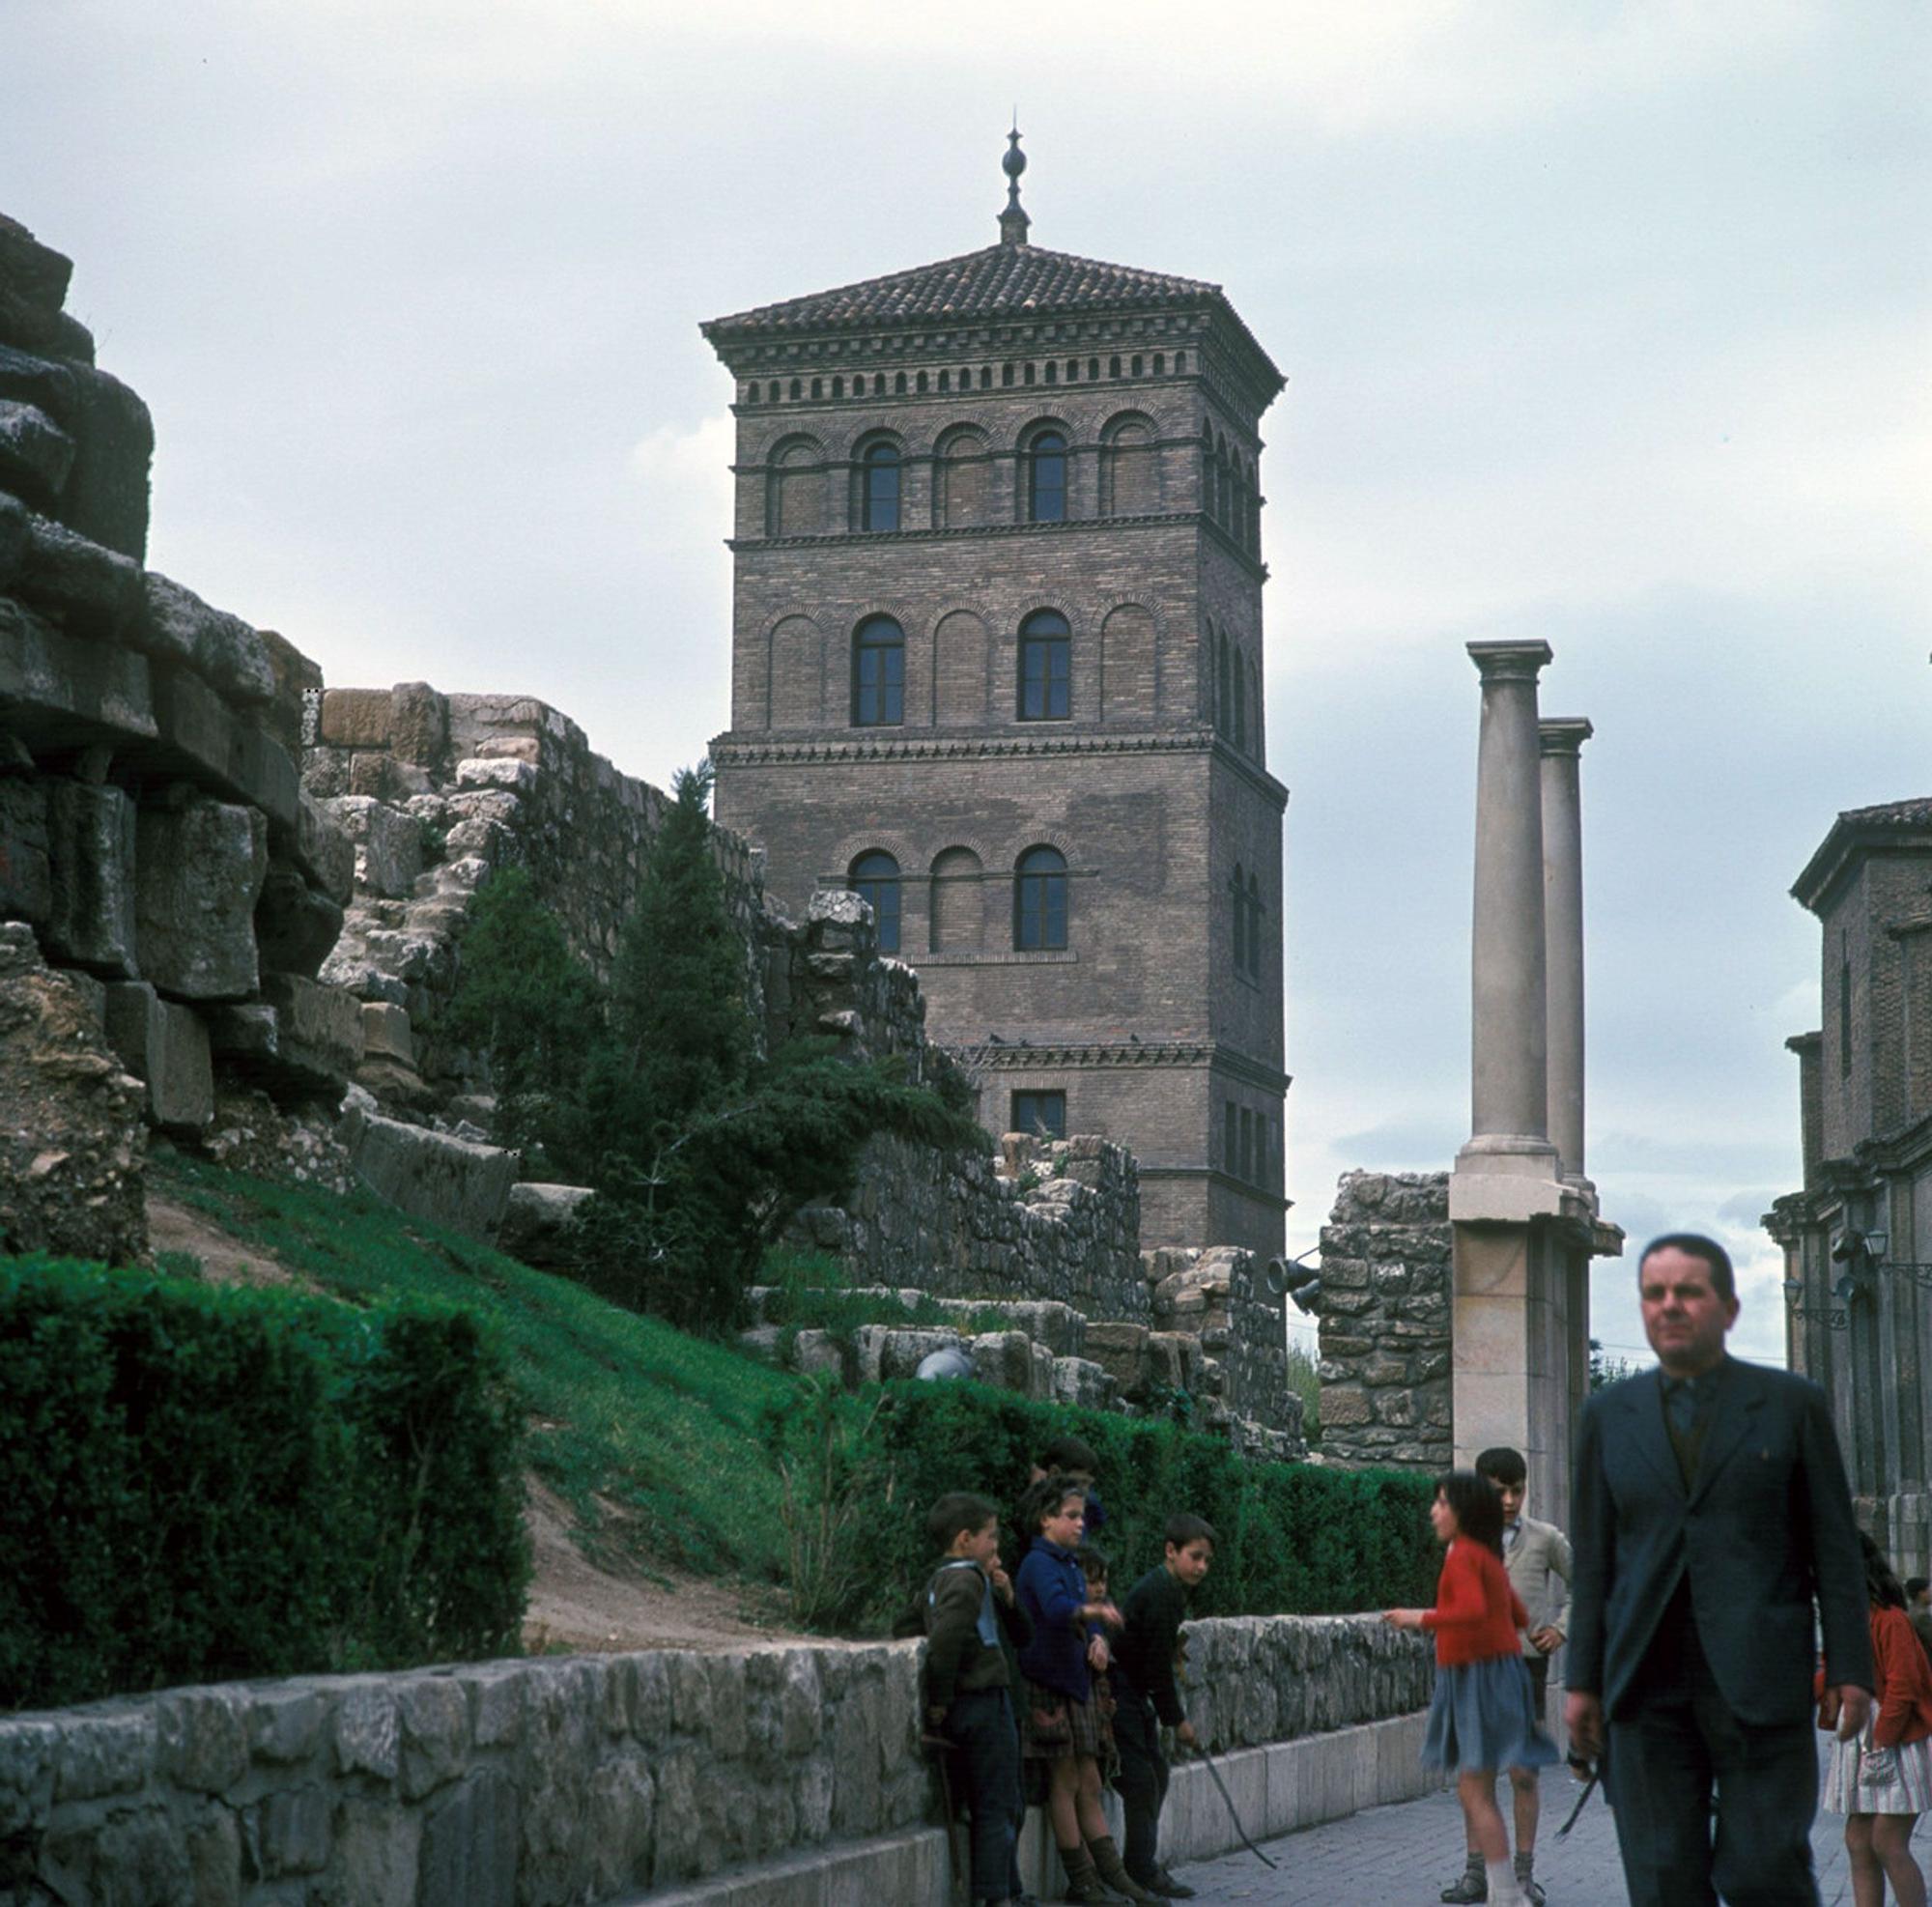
xmin=1458 ymin=640 xmax=1560 ymax=1180
xmin=1540 ymin=719 xmax=1592 ymax=1186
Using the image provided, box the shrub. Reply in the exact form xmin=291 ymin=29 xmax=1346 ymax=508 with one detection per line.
xmin=0 ymin=1257 xmax=528 ymax=1708
xmin=762 ymin=1380 xmax=1436 ymax=1634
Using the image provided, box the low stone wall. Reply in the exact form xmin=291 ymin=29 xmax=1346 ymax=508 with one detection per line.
xmin=0 ymin=1616 xmax=1429 ymax=1907
xmin=1317 ymin=1170 xmax=1453 ymax=1470
xmin=0 ymin=213 xmax=359 ymax=1261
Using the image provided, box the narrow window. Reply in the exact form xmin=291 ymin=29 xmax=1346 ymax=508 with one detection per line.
xmin=861 ymin=442 xmax=900 ymax=532
xmin=939 ymin=368 xmax=951 ymax=392
xmin=1011 ymin=1090 xmax=1066 ymax=1140
xmin=1089 ymin=356 xmax=1100 ymax=380
xmin=916 ymin=370 xmax=927 ymax=392
xmin=1241 ymin=1107 xmax=1257 ymax=1183
xmin=1109 ymin=355 xmax=1122 ymax=377
xmin=1248 ymin=872 xmax=1264 ymax=977
xmin=848 ymin=851 xmax=901 ymax=953
xmin=768 ymin=380 xmax=780 ymax=402
xmin=1003 ymin=362 xmax=1015 ymax=387
xmin=851 ymin=616 xmax=904 ymax=726
xmin=1024 ymin=362 xmax=1036 ymax=385
xmin=1232 ymin=862 xmax=1247 ymax=973
xmin=895 ymin=372 xmax=906 ymax=394
xmin=1175 ymin=350 xmax=1186 ymax=373
xmin=1224 ymin=1101 xmax=1239 ymax=1175
xmin=1014 ymin=846 xmax=1068 ymax=950
xmin=1131 ymin=355 xmax=1143 ymax=376
xmin=743 ymin=383 xmax=757 ymax=406
xmin=1152 ymin=353 xmax=1165 ymax=375
xmin=1233 ymin=665 xmax=1246 ymax=752
xmin=1027 ymin=430 xmax=1067 ymax=523
xmin=980 ymin=366 xmax=992 ymax=388
xmin=832 ymin=376 xmax=843 ymax=399
xmin=1044 ymin=361 xmax=1058 ymax=384
xmin=1018 ymin=610 xmax=1071 ymax=720
xmin=789 ymin=378 xmax=802 ymax=400
xmin=1065 ymin=359 xmax=1078 ymax=381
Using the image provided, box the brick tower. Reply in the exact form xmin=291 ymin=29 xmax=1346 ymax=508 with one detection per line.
xmin=701 ymin=136 xmax=1289 ymax=1253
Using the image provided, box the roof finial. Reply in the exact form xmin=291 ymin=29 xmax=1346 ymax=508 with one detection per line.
xmin=999 ymin=122 xmax=1031 ymax=248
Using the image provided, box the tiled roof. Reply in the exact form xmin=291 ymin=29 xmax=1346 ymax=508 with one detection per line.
xmin=1835 ymin=798 xmax=1932 ymax=829
xmin=703 ymin=243 xmax=1225 ymax=336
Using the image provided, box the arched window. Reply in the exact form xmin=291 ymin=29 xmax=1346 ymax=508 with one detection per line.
xmin=936 ymin=427 xmax=990 ymax=527
xmin=929 ymin=846 xmax=984 ymax=953
xmin=1014 ymin=845 xmax=1068 ymax=951
xmin=861 ymin=441 xmax=900 ymax=532
xmin=1232 ymin=861 xmax=1248 ymax=973
xmin=1026 ymin=429 xmax=1067 ymax=523
xmin=1233 ymin=661 xmax=1246 ymax=753
xmin=768 ymin=438 xmax=825 ymax=537
xmin=1247 ymin=871 xmax=1264 ymax=977
xmin=848 ymin=851 xmax=901 ymax=954
xmin=851 ymin=616 xmax=904 ymax=726
xmin=1101 ymin=414 xmax=1156 ymax=515
xmin=1018 ymin=610 xmax=1071 ymax=721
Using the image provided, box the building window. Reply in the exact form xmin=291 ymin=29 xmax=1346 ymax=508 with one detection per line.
xmin=1018 ymin=611 xmax=1071 ymax=721
xmin=1014 ymin=845 xmax=1068 ymax=950
xmin=849 ymin=851 xmax=901 ymax=953
xmin=1247 ymin=871 xmax=1264 ymax=977
xmin=1232 ymin=862 xmax=1248 ymax=973
xmin=852 ymin=615 xmax=904 ymax=726
xmin=929 ymin=845 xmax=984 ymax=953
xmin=1027 ymin=429 xmax=1067 ymax=522
xmin=1011 ymin=1090 xmax=1066 ymax=1140
xmin=1224 ymin=1101 xmax=1239 ymax=1176
xmin=861 ymin=442 xmax=900 ymax=531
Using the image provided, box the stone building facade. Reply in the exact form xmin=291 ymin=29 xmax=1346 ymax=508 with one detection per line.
xmin=700 ymin=142 xmax=1291 ymax=1256
xmin=1767 ymin=798 xmax=1932 ymax=1580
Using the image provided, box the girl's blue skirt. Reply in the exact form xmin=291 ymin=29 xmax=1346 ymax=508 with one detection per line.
xmin=1421 ymin=1653 xmax=1560 ymax=1775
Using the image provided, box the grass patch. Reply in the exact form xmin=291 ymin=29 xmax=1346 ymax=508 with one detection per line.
xmin=150 ymin=1153 xmax=795 ymax=1584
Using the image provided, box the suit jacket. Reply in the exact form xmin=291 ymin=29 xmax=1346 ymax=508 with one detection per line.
xmin=1568 ymin=1356 xmax=1872 ymax=1727
xmin=1504 ymin=1515 xmax=1573 ymax=1646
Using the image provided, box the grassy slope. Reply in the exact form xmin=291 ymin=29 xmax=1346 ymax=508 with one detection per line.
xmin=151 ymin=1152 xmax=796 ymax=1585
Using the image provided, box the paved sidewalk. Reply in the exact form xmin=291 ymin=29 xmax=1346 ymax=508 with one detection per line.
xmin=1164 ymin=1738 xmax=1914 ymax=1904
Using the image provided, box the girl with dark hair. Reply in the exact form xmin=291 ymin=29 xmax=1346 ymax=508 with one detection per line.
xmin=1386 ymin=1471 xmax=1556 ymax=1907
xmin=1822 ymin=1530 xmax=1932 ymax=1907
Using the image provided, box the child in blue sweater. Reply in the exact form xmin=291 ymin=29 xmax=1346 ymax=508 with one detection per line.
xmin=1015 ymin=1474 xmax=1152 ymax=1903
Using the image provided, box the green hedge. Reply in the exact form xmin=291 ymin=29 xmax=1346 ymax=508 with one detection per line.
xmin=0 ymin=1257 xmax=529 ymax=1710
xmin=768 ymin=1380 xmax=1439 ymax=1633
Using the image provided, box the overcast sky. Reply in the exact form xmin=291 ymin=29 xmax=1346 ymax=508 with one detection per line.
xmin=9 ymin=1 xmax=1929 ymax=1368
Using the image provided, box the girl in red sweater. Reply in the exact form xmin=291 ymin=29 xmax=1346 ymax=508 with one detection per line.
xmin=1387 ymin=1470 xmax=1556 ymax=1907
xmin=1822 ymin=1531 xmax=1932 ymax=1907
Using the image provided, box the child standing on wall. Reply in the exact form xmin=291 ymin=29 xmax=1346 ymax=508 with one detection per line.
xmin=1111 ymin=1514 xmax=1217 ymax=1900
xmin=1434 ymin=1447 xmax=1572 ymax=1906
xmin=1015 ymin=1475 xmax=1153 ymax=1904
xmin=923 ymin=1492 xmax=1030 ymax=1907
xmin=1386 ymin=1471 xmax=1557 ymax=1907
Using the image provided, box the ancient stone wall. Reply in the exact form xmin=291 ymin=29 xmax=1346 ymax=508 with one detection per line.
xmin=0 ymin=214 xmax=359 ymax=1260
xmin=307 ymin=682 xmax=766 ymax=1111
xmin=0 ymin=1616 xmax=1428 ymax=1907
xmin=1316 ymin=1170 xmax=1453 ymax=1470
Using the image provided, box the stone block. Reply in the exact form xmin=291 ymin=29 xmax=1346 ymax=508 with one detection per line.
xmin=44 ymin=776 xmax=137 ymax=975
xmin=1081 ymin=1319 xmax=1150 ymax=1389
xmin=417 ymin=1770 xmax=518 ymax=1907
xmin=147 ymin=664 xmax=298 ymax=830
xmin=454 ymin=755 xmax=536 ymax=793
xmin=333 ymin=1684 xmax=400 ymax=1780
xmin=155 ymin=1688 xmax=249 ymax=1793
xmin=257 ymin=972 xmax=364 ymax=1093
xmin=326 ymin=794 xmax=423 ymax=897
xmin=496 ymin=1181 xmax=593 ymax=1267
xmin=102 ymin=980 xmax=213 ymax=1130
xmin=0 ymin=399 xmax=74 ymax=498
xmin=244 ymin=1787 xmax=332 ymax=1879
xmin=396 ymin=1677 xmax=469 ymax=1804
xmin=360 ymin=1000 xmax=414 ymax=1065
xmin=969 ymin=1329 xmax=1053 ymax=1398
xmin=292 ymin=789 xmax=355 ymax=902
xmin=0 ymin=774 xmax=50 ymax=925
xmin=335 ymin=1798 xmax=420 ymax=1907
xmin=17 ymin=513 xmax=141 ymax=634
xmin=389 ymin=682 xmax=448 ymax=767
xmin=135 ymin=795 xmax=267 ymax=1000
xmin=1051 ymin=1354 xmax=1116 ymax=1409
xmin=51 ymin=1711 xmax=155 ymax=1803
xmin=0 ymin=343 xmax=77 ymax=422
xmin=342 ymin=1102 xmax=518 ymax=1238
xmin=254 ymin=866 xmax=343 ymax=978
xmin=320 ymin=687 xmax=393 ymax=749
xmin=246 ymin=1690 xmax=328 ymax=1766
xmin=58 ymin=361 xmax=154 ymax=562
xmin=0 ymin=594 xmax=156 ymax=738
xmin=136 ymin=573 xmax=274 ymax=707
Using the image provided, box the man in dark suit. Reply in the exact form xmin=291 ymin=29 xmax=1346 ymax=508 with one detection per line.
xmin=1566 ymin=1234 xmax=1872 ymax=1905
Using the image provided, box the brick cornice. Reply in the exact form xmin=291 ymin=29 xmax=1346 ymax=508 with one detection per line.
xmin=943 ymin=1039 xmax=1289 ymax=1096
xmin=710 ymin=726 xmax=1291 ymax=810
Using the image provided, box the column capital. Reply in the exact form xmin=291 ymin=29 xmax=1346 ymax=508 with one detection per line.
xmin=1539 ymin=717 xmax=1594 ymax=758
xmin=1467 ymin=639 xmax=1553 ymax=684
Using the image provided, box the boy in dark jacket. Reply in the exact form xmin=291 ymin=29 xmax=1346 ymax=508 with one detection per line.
xmin=1112 ymin=1513 xmax=1217 ymax=1899
xmin=923 ymin=1492 xmax=1030 ymax=1906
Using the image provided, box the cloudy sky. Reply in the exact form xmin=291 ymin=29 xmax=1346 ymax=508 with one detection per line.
xmin=9 ymin=1 xmax=1928 ymax=1366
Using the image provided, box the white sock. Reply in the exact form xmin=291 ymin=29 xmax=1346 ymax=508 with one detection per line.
xmin=1486 ymin=1859 xmax=1521 ymax=1905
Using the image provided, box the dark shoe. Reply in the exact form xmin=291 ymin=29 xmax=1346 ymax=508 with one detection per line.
xmin=1143 ymin=1870 xmax=1197 ymax=1900
xmin=1058 ymin=1844 xmax=1117 ymax=1904
xmin=1087 ymin=1836 xmax=1159 ymax=1904
xmin=1440 ymin=1866 xmax=1488 ymax=1904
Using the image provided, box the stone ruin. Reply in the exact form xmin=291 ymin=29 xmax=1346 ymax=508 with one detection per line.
xmin=0 ymin=214 xmax=361 ymax=1261
xmin=0 ymin=208 xmax=1302 ymax=1461
xmin=1314 ymin=1171 xmax=1452 ymax=1471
